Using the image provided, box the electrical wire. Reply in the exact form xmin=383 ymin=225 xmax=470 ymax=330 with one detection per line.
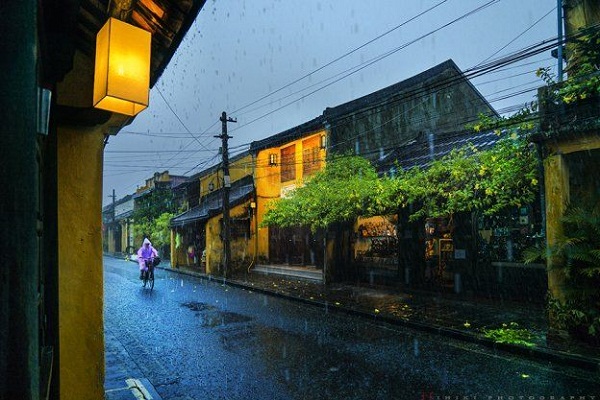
xmin=230 ymin=0 xmax=450 ymax=116
xmin=475 ymin=6 xmax=556 ymax=66
xmin=105 ymin=3 xmax=584 ymax=193
xmin=229 ymin=0 xmax=501 ymax=134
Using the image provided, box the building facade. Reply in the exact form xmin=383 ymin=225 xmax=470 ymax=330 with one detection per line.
xmin=324 ymin=59 xmax=497 ymax=164
xmin=170 ymin=152 xmax=255 ymax=274
xmin=102 ymin=194 xmax=134 ymax=255
xmin=250 ymin=117 xmax=328 ymax=273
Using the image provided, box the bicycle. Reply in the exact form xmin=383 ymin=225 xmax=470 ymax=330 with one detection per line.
xmin=141 ymin=259 xmax=155 ymax=290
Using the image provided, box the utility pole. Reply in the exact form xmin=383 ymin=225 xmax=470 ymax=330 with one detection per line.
xmin=557 ymin=0 xmax=564 ymax=82
xmin=216 ymin=111 xmax=236 ymax=277
xmin=110 ymin=189 xmax=116 ymax=252
xmin=110 ymin=189 xmax=116 ymax=222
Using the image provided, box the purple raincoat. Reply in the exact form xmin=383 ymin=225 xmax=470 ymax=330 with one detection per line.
xmin=137 ymin=238 xmax=158 ymax=271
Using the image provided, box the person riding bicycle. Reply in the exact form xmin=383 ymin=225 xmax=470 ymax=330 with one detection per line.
xmin=137 ymin=238 xmax=158 ymax=280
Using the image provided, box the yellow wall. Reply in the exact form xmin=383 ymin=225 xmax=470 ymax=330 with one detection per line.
xmin=137 ymin=170 xmax=172 ymax=193
xmin=197 ymin=154 xmax=253 ymax=202
xmin=171 ymin=154 xmax=255 ymax=272
xmin=204 ymin=202 xmax=255 ymax=274
xmin=57 ymin=125 xmax=105 ymax=399
xmin=544 ymin=137 xmax=600 ymax=300
xmin=121 ymin=219 xmax=132 ymax=254
xmin=56 ymin=50 xmax=131 ymax=400
xmin=253 ymin=130 xmax=326 ymax=262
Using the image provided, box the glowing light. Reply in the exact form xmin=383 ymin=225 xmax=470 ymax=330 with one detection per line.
xmin=93 ymin=18 xmax=151 ymax=116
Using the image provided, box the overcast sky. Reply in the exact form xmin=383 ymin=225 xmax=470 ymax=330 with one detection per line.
xmin=102 ymin=0 xmax=559 ymax=206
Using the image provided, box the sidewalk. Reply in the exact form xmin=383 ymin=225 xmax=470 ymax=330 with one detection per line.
xmin=165 ymin=261 xmax=600 ymax=373
xmin=105 ymin=320 xmax=163 ymax=400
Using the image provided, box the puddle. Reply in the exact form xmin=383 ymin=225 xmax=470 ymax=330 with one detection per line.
xmin=181 ymin=301 xmax=217 ymax=312
xmin=199 ymin=311 xmax=253 ymax=327
xmin=181 ymin=302 xmax=252 ymax=327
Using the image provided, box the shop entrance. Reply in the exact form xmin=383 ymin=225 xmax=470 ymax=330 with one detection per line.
xmin=424 ymin=217 xmax=455 ymax=289
xmin=268 ymin=226 xmax=323 ymax=267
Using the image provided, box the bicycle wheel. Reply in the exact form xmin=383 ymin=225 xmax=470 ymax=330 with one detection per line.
xmin=149 ymin=268 xmax=154 ymax=290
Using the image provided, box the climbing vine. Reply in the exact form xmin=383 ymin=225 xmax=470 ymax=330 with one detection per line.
xmin=263 ymin=135 xmax=538 ymax=229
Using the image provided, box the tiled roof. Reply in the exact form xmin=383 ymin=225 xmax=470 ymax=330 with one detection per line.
xmin=378 ymin=130 xmax=502 ymax=172
xmin=323 ymin=59 xmax=496 ymax=120
xmin=170 ymin=175 xmax=254 ymax=227
xmin=249 ymin=116 xmax=325 ymax=153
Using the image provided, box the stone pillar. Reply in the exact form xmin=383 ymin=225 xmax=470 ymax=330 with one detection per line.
xmin=544 ymin=153 xmax=570 ymax=300
xmin=57 ymin=125 xmax=105 ymax=399
xmin=55 ymin=50 xmax=108 ymax=400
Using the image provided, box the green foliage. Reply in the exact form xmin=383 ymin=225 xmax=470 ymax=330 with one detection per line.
xmin=400 ymin=135 xmax=539 ymax=221
xmin=524 ymin=192 xmax=600 ymax=341
xmin=560 ymin=26 xmax=600 ymax=104
xmin=133 ymin=188 xmax=179 ymax=246
xmin=536 ymin=27 xmax=600 ymax=106
xmin=524 ymin=192 xmax=600 ymax=276
xmin=262 ymin=154 xmax=395 ymax=232
xmin=548 ymin=294 xmax=600 ymax=340
xmin=481 ymin=322 xmax=537 ymax=348
xmin=469 ymin=27 xmax=600 ymax=136
xmin=469 ymin=106 xmax=538 ymax=134
xmin=153 ymin=212 xmax=175 ymax=248
xmin=263 ymin=136 xmax=538 ymax=230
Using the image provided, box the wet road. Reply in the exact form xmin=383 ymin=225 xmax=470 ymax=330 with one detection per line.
xmin=103 ymin=257 xmax=599 ymax=400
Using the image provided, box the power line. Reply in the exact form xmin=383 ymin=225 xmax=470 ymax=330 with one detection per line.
xmin=118 ymin=130 xmax=219 ymax=138
xmin=118 ymin=0 xmax=548 ymax=161
xmin=230 ymin=0 xmax=450 ymax=116
xmin=229 ymin=0 xmax=501 ymax=134
xmin=105 ymin=149 xmax=217 ymax=154
xmin=109 ymin=55 xmax=554 ymax=175
xmin=106 ymin=3 xmax=580 ymax=192
xmin=476 ymin=6 xmax=556 ymax=66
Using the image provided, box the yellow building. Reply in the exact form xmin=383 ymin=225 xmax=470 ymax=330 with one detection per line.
xmin=170 ymin=152 xmax=255 ymax=275
xmin=536 ymin=0 xmax=600 ymax=303
xmin=250 ymin=116 xmax=327 ymax=268
xmin=170 ymin=118 xmax=328 ymax=278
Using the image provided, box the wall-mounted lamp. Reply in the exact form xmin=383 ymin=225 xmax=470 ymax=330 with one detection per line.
xmin=320 ymin=135 xmax=327 ymax=149
xmin=248 ymin=201 xmax=257 ymax=217
xmin=268 ymin=153 xmax=278 ymax=166
xmin=93 ymin=18 xmax=152 ymax=116
xmin=208 ymin=182 xmax=215 ymax=191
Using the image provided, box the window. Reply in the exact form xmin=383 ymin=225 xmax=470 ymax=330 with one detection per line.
xmin=302 ymin=136 xmax=321 ymax=176
xmin=280 ymin=144 xmax=295 ymax=182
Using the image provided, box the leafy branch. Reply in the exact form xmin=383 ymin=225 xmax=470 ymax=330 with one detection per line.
xmin=263 ymin=134 xmax=538 ymax=230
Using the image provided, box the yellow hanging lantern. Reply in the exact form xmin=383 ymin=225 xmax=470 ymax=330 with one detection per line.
xmin=93 ymin=18 xmax=151 ymax=116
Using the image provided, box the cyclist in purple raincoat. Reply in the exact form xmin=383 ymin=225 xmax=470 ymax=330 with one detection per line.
xmin=137 ymin=238 xmax=158 ymax=280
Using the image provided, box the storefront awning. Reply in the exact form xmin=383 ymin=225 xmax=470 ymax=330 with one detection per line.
xmin=114 ymin=209 xmax=134 ymax=220
xmin=170 ymin=175 xmax=254 ymax=228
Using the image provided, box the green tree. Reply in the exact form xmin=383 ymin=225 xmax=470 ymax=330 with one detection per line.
xmin=399 ymin=134 xmax=539 ymax=221
xmin=263 ymin=136 xmax=538 ymax=230
xmin=523 ymin=192 xmax=600 ymax=341
xmin=262 ymin=154 xmax=397 ymax=232
xmin=133 ymin=188 xmax=179 ymax=248
xmin=551 ymin=25 xmax=600 ymax=105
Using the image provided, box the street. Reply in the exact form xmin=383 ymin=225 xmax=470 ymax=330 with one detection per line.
xmin=103 ymin=256 xmax=599 ymax=400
